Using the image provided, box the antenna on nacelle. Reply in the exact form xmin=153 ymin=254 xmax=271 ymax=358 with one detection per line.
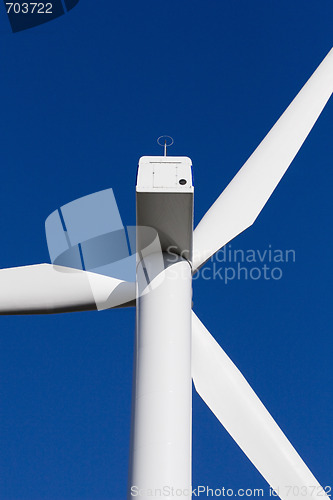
xmin=157 ymin=135 xmax=174 ymax=156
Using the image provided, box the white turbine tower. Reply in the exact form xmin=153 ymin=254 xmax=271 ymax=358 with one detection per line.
xmin=1 ymin=48 xmax=333 ymax=500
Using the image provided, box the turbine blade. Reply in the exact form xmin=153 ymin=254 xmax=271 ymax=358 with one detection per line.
xmin=193 ymin=48 xmax=333 ymax=271
xmin=0 ymin=264 xmax=135 ymax=314
xmin=192 ymin=312 xmax=328 ymax=500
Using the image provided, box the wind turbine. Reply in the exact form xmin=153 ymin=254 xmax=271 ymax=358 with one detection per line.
xmin=1 ymin=48 xmax=333 ymax=500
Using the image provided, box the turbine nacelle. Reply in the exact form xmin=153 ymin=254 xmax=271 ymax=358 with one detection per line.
xmin=136 ymin=156 xmax=194 ymax=264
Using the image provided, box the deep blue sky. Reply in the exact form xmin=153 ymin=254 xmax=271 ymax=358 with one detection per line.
xmin=0 ymin=1 xmax=332 ymax=499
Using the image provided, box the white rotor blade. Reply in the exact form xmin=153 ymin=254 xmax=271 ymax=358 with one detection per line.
xmin=192 ymin=312 xmax=328 ymax=500
xmin=193 ymin=48 xmax=333 ymax=271
xmin=0 ymin=264 xmax=135 ymax=314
